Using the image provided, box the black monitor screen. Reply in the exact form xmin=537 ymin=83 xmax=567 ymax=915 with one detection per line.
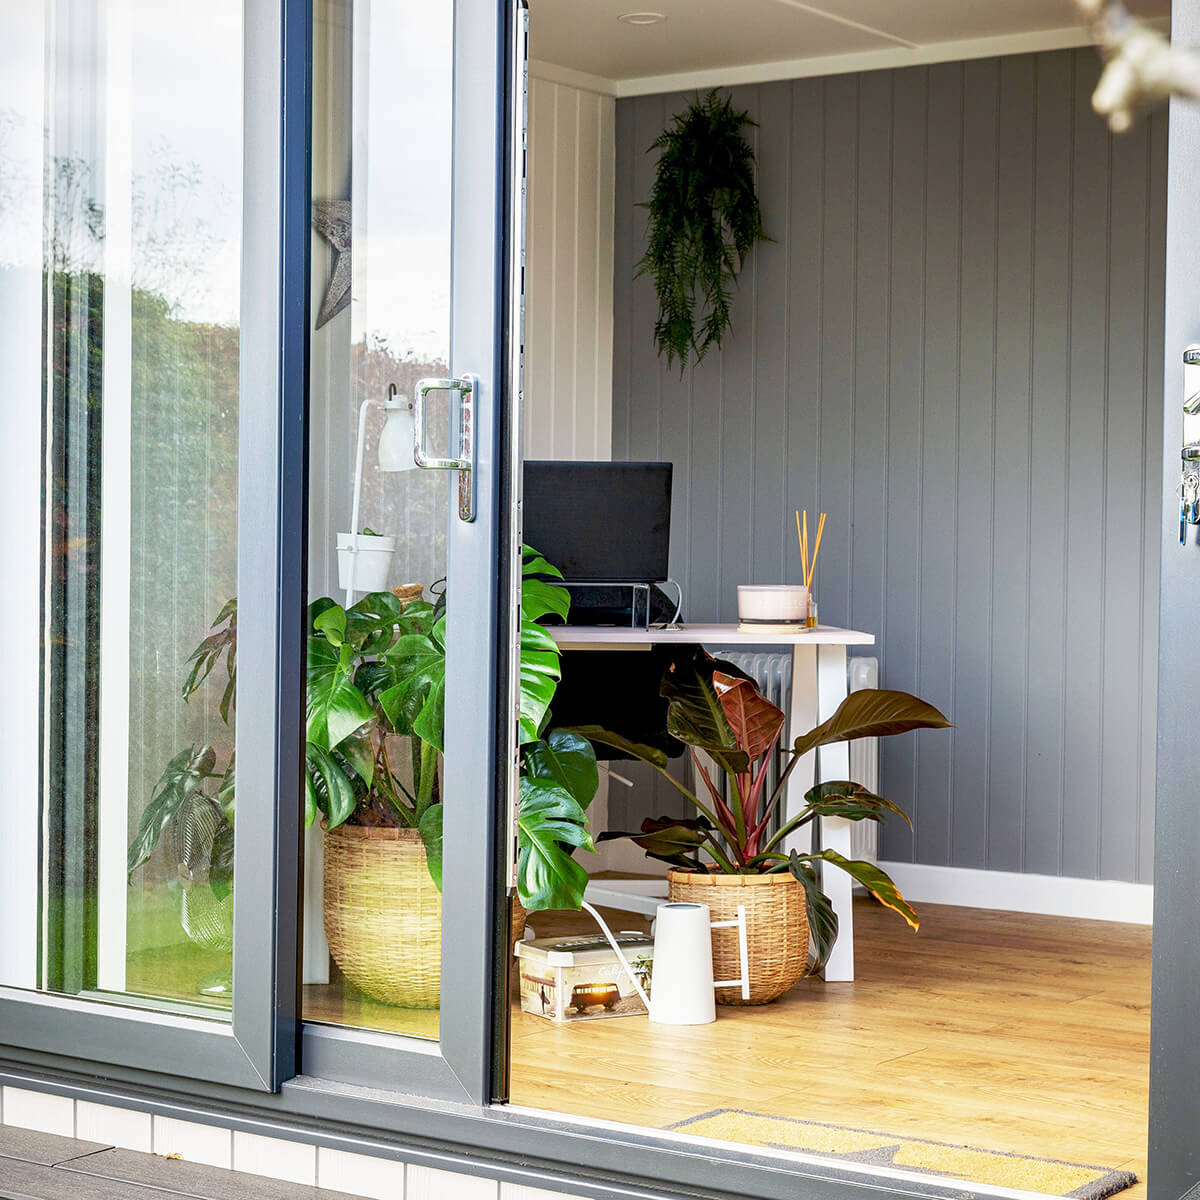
xmin=522 ymin=461 xmax=672 ymax=583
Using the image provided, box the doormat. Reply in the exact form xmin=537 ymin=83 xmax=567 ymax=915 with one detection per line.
xmin=668 ymin=1110 xmax=1137 ymax=1199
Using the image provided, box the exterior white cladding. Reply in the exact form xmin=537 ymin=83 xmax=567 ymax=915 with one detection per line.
xmin=0 ymin=1088 xmax=588 ymax=1199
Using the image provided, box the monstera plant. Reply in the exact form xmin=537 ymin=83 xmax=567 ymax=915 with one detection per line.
xmin=304 ymin=546 xmax=597 ymax=911
xmin=580 ymin=648 xmax=950 ymax=978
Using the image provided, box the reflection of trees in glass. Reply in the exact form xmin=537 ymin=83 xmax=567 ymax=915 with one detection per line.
xmin=40 ymin=142 xmax=241 ymax=970
xmin=354 ymin=334 xmax=450 ymax=593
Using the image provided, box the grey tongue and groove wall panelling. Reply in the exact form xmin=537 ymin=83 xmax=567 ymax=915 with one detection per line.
xmin=611 ymin=48 xmax=1164 ymax=882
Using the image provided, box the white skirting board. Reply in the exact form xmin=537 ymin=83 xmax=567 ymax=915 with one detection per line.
xmin=877 ymin=861 xmax=1153 ymax=925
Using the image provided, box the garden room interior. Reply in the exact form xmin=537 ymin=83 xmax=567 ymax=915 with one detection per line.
xmin=15 ymin=0 xmax=1167 ymax=1194
xmin=291 ymin=0 xmax=1169 ymax=1194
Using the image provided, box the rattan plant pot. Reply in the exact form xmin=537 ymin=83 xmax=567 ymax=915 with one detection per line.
xmin=323 ymin=824 xmax=441 ymax=1009
xmin=667 ymin=868 xmax=810 ymax=1005
xmin=510 ymin=894 xmax=528 ymax=957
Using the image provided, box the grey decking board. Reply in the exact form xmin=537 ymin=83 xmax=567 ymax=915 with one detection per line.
xmin=0 ymin=1155 xmax=189 ymax=1200
xmin=64 ymin=1147 xmax=373 ymax=1200
xmin=0 ymin=1126 xmax=110 ymax=1167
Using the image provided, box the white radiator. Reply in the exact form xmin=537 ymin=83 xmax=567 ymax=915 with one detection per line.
xmin=848 ymin=656 xmax=880 ymax=865
xmin=693 ymin=652 xmax=881 ymax=865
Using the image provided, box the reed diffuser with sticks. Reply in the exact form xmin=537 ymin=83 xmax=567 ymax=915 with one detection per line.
xmin=796 ymin=508 xmax=825 ymax=628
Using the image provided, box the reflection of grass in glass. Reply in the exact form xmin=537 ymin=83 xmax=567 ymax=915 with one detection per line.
xmin=123 ymin=885 xmax=232 ymax=1011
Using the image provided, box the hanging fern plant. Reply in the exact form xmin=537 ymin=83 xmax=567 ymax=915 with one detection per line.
xmin=636 ymin=89 xmax=768 ymax=369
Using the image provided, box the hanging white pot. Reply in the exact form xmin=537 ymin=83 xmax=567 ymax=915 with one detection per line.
xmin=337 ymin=531 xmax=396 ymax=593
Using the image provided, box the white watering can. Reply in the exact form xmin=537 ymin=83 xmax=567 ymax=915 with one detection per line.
xmin=582 ymin=899 xmax=750 ymax=1025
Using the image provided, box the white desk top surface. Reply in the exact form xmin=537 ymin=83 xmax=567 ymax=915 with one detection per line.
xmin=549 ymin=623 xmax=875 ymax=647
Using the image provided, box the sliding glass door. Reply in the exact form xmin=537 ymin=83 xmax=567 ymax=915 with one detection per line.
xmin=0 ymin=0 xmax=303 ymax=1089
xmin=298 ymin=0 xmax=519 ymax=1104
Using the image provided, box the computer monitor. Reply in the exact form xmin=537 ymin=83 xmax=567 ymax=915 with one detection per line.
xmin=522 ymin=461 xmax=672 ymax=583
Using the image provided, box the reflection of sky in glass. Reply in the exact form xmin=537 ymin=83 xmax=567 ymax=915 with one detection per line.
xmin=357 ymin=1 xmax=452 ymax=361
xmin=0 ymin=0 xmax=453 ymax=353
xmin=0 ymin=0 xmax=243 ymax=324
xmin=129 ymin=0 xmax=243 ymax=324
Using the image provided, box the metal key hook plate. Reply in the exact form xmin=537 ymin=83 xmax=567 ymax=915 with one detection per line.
xmin=413 ymin=374 xmax=477 ymax=522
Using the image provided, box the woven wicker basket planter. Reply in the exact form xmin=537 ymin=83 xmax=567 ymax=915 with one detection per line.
xmin=510 ymin=894 xmax=528 ymax=957
xmin=323 ymin=824 xmax=441 ymax=1009
xmin=667 ymin=868 xmax=809 ymax=1005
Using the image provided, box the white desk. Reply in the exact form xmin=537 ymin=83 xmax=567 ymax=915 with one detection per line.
xmin=552 ymin=622 xmax=875 ymax=982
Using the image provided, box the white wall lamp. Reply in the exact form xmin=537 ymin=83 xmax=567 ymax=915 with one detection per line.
xmin=340 ymin=382 xmax=417 ymax=605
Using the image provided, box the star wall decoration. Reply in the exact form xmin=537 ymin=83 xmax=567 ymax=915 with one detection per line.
xmin=312 ymin=198 xmax=351 ymax=329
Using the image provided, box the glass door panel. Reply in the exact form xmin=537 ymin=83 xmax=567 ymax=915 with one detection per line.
xmin=0 ymin=0 xmax=245 ymax=1015
xmin=302 ymin=0 xmax=455 ymax=1041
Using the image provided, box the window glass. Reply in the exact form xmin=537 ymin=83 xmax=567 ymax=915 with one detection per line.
xmin=0 ymin=0 xmax=243 ymax=1014
xmin=301 ymin=0 xmax=453 ymax=1041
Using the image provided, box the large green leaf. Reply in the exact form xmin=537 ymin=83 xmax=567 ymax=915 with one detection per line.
xmin=521 ymin=579 xmax=570 ymax=625
xmin=181 ymin=598 xmax=237 ymax=725
xmin=127 ymin=746 xmax=217 ymax=879
xmin=378 ymin=626 xmax=445 ymax=747
xmin=661 ymin=649 xmax=750 ymax=773
xmin=567 ymin=726 xmax=670 ymax=770
xmin=516 ymin=778 xmax=594 ymax=911
xmin=712 ymin=670 xmax=785 ymax=763
xmin=519 ymin=632 xmax=562 ymax=745
xmin=209 ymin=819 xmax=235 ymax=902
xmin=597 ymin=816 xmax=713 ymax=868
xmin=522 ymin=544 xmax=564 ymax=581
xmin=786 ymin=853 xmax=839 ymax=973
xmin=345 ymin=590 xmax=403 ymax=654
xmin=305 ymin=742 xmax=357 ymax=829
xmin=523 ymin=730 xmax=598 ymax=810
xmin=306 ymin=636 xmax=372 ymax=751
xmin=419 ymin=803 xmax=444 ymax=892
xmin=793 ymin=689 xmax=951 ymax=758
xmin=801 ymin=780 xmax=912 ymax=829
xmin=336 ymin=730 xmax=375 ymax=791
xmin=799 ymin=848 xmax=919 ymax=932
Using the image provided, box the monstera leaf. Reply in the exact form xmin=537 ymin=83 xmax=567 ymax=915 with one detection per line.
xmin=127 ymin=746 xmax=218 ymax=879
xmin=419 ymin=803 xmax=444 ymax=892
xmin=519 ymin=547 xmax=570 ymax=744
xmin=304 ymin=742 xmax=357 ymax=830
xmin=378 ymin=622 xmax=446 ymax=749
xmin=306 ymin=635 xmax=372 ymax=752
xmin=516 ymin=777 xmax=595 ymax=911
xmin=523 ymin=730 xmax=598 ymax=809
xmin=210 ymin=819 xmax=235 ymax=902
xmin=343 ymin=590 xmax=404 ymax=655
xmin=793 ymin=689 xmax=950 ymax=758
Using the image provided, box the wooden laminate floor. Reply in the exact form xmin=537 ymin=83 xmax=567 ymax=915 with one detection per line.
xmin=508 ymin=899 xmax=1151 ymax=1198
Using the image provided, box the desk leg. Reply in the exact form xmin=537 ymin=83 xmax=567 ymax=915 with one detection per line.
xmin=816 ymin=643 xmax=853 ymax=982
xmin=784 ymin=644 xmax=818 ymax=857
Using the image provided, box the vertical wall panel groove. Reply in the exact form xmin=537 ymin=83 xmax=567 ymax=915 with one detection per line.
xmin=525 ymin=78 xmax=615 ymax=462
xmin=612 ymin=48 xmax=1164 ymax=882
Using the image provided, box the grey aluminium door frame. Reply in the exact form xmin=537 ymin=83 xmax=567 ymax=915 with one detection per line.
xmin=0 ymin=0 xmax=307 ymax=1092
xmin=1150 ymin=2 xmax=1200 ymax=1195
xmin=299 ymin=0 xmax=514 ymax=1108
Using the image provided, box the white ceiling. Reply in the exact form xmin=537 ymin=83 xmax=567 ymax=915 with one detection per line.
xmin=529 ymin=0 xmax=1171 ymax=93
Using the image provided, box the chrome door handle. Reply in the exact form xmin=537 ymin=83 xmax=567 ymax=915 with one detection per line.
xmin=413 ymin=374 xmax=476 ymax=521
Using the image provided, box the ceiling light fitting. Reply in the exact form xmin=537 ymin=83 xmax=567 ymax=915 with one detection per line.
xmin=617 ymin=11 xmax=667 ymax=25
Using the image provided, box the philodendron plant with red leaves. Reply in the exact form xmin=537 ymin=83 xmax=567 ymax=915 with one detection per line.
xmin=578 ymin=648 xmax=951 ymax=972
